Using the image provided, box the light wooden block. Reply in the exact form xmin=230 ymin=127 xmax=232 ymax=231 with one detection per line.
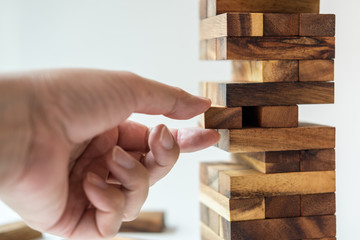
xmin=201 ymin=222 xmax=223 ymax=240
xmin=232 ymin=60 xmax=299 ymax=82
xmin=119 ymin=211 xmax=165 ymax=233
xmin=218 ymin=169 xmax=335 ymax=199
xmin=200 ymin=203 xmax=220 ymax=235
xmin=201 ymin=82 xmax=334 ymax=107
xmin=201 ymin=107 xmax=242 ymax=129
xmin=232 ymin=151 xmax=300 ymax=174
xmin=301 ymin=193 xmax=336 ymax=216
xmin=300 ymin=14 xmax=336 ymax=36
xmin=0 ymin=222 xmax=42 ymax=240
xmin=200 ymin=184 xmax=265 ymax=221
xmin=299 ymin=60 xmax=335 ymax=82
xmin=217 ymin=123 xmax=335 ymax=153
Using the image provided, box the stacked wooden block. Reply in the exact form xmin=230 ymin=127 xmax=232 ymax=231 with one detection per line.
xmin=198 ymin=0 xmax=336 ymax=239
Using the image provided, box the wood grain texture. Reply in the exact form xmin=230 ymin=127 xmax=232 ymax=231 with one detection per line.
xmin=216 ymin=37 xmax=335 ymax=60
xmin=243 ymin=105 xmax=298 ymax=128
xmin=119 ymin=211 xmax=165 ymax=233
xmin=232 ymin=151 xmax=300 ymax=173
xmin=200 ymin=183 xmax=265 ymax=221
xmin=200 ymin=203 xmax=220 ymax=234
xmin=217 ymin=123 xmax=335 ymax=153
xmin=207 ymin=0 xmax=320 ymax=16
xmin=265 ymin=195 xmax=301 ymax=218
xmin=300 ymin=149 xmax=336 ymax=171
xmin=201 ymin=222 xmax=224 ymax=240
xmin=299 ymin=60 xmax=335 ymax=82
xmin=300 ymin=14 xmax=336 ymax=37
xmin=201 ymin=82 xmax=334 ymax=107
xmin=232 ymin=60 xmax=299 ymax=82
xmin=218 ymin=168 xmax=335 ymax=199
xmin=0 ymin=222 xmax=42 ymax=240
xmin=263 ymin=14 xmax=299 ymax=36
xmin=201 ymin=107 xmax=242 ymax=129
xmin=200 ymin=13 xmax=263 ymax=40
xmin=301 ymin=193 xmax=336 ymax=217
xmin=220 ymin=215 xmax=336 ymax=240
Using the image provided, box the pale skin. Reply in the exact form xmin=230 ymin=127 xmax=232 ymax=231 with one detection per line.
xmin=0 ymin=69 xmax=220 ymax=239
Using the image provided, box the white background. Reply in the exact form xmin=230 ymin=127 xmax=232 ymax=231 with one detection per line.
xmin=0 ymin=0 xmax=359 ymax=239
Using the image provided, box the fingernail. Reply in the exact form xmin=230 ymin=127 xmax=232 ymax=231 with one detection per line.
xmin=87 ymin=172 xmax=108 ymax=190
xmin=113 ymin=146 xmax=136 ymax=169
xmin=160 ymin=126 xmax=174 ymax=150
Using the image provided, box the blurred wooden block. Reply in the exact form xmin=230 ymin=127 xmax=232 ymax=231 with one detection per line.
xmin=232 ymin=151 xmax=300 ymax=174
xmin=219 ymin=215 xmax=336 ymax=240
xmin=200 ymin=162 xmax=250 ymax=191
xmin=120 ymin=211 xmax=165 ymax=233
xmin=300 ymin=149 xmax=336 ymax=171
xmin=205 ymin=0 xmax=320 ymax=16
xmin=200 ymin=184 xmax=265 ymax=221
xmin=217 ymin=123 xmax=335 ymax=153
xmin=201 ymin=222 xmax=223 ymax=240
xmin=200 ymin=39 xmax=217 ymax=60
xmin=200 ymin=203 xmax=220 ymax=235
xmin=218 ymin=169 xmax=335 ymax=199
xmin=265 ymin=195 xmax=301 ymax=218
xmin=201 ymin=82 xmax=334 ymax=107
xmin=263 ymin=14 xmax=299 ymax=36
xmin=216 ymin=37 xmax=335 ymax=60
xmin=201 ymin=107 xmax=242 ymax=129
xmin=232 ymin=60 xmax=299 ymax=82
xmin=301 ymin=193 xmax=336 ymax=216
xmin=300 ymin=14 xmax=336 ymax=36
xmin=299 ymin=60 xmax=335 ymax=82
xmin=243 ymin=106 xmax=298 ymax=128
xmin=0 ymin=222 xmax=42 ymax=240
xmin=200 ymin=0 xmax=207 ymax=19
xmin=200 ymin=13 xmax=263 ymax=40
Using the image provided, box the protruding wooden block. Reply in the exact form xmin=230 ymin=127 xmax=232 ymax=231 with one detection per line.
xmin=220 ymin=215 xmax=336 ymax=240
xmin=243 ymin=106 xmax=298 ymax=128
xmin=232 ymin=151 xmax=300 ymax=174
xmin=299 ymin=60 xmax=335 ymax=82
xmin=217 ymin=123 xmax=335 ymax=153
xmin=0 ymin=222 xmax=42 ymax=240
xmin=300 ymin=14 xmax=336 ymax=37
xmin=300 ymin=149 xmax=336 ymax=171
xmin=263 ymin=14 xmax=299 ymax=36
xmin=206 ymin=0 xmax=320 ymax=16
xmin=218 ymin=168 xmax=335 ymax=199
xmin=232 ymin=60 xmax=299 ymax=82
xmin=200 ymin=183 xmax=265 ymax=221
xmin=201 ymin=82 xmax=334 ymax=107
xmin=265 ymin=195 xmax=301 ymax=218
xmin=216 ymin=37 xmax=335 ymax=60
xmin=120 ymin=211 xmax=165 ymax=232
xmin=301 ymin=193 xmax=336 ymax=216
xmin=201 ymin=107 xmax=242 ymax=129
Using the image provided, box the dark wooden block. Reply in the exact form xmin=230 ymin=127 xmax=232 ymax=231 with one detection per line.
xmin=300 ymin=149 xmax=336 ymax=171
xmin=301 ymin=193 xmax=336 ymax=216
xmin=201 ymin=107 xmax=242 ymax=129
xmin=265 ymin=195 xmax=301 ymax=218
xmin=300 ymin=14 xmax=336 ymax=36
xmin=299 ymin=60 xmax=335 ymax=82
xmin=263 ymin=14 xmax=299 ymax=36
xmin=119 ymin=211 xmax=165 ymax=233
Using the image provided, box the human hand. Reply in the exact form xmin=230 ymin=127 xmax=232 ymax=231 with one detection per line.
xmin=0 ymin=69 xmax=219 ymax=239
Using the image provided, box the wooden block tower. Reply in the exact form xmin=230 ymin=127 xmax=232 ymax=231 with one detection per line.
xmin=198 ymin=0 xmax=336 ymax=239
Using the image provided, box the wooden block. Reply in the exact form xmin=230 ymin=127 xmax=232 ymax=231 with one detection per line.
xmin=120 ymin=211 xmax=165 ymax=232
xmin=207 ymin=0 xmax=320 ymax=16
xmin=301 ymin=193 xmax=336 ymax=216
xmin=201 ymin=107 xmax=242 ymax=129
xmin=201 ymin=222 xmax=224 ymax=240
xmin=217 ymin=123 xmax=335 ymax=153
xmin=0 ymin=222 xmax=42 ymax=240
xmin=232 ymin=151 xmax=300 ymax=174
xmin=242 ymin=106 xmax=298 ymax=128
xmin=200 ymin=13 xmax=263 ymax=40
xmin=232 ymin=60 xmax=299 ymax=82
xmin=300 ymin=14 xmax=336 ymax=37
xmin=200 ymin=0 xmax=207 ymax=19
xmin=216 ymin=37 xmax=335 ymax=60
xmin=220 ymin=215 xmax=336 ymax=240
xmin=200 ymin=39 xmax=217 ymax=60
xmin=201 ymin=82 xmax=334 ymax=107
xmin=200 ymin=203 xmax=219 ymax=234
xmin=300 ymin=149 xmax=336 ymax=172
xmin=265 ymin=195 xmax=301 ymax=218
xmin=200 ymin=162 xmax=250 ymax=191
xmin=299 ymin=60 xmax=335 ymax=82
xmin=263 ymin=14 xmax=299 ymax=36
xmin=200 ymin=184 xmax=265 ymax=221
xmin=218 ymin=169 xmax=335 ymax=199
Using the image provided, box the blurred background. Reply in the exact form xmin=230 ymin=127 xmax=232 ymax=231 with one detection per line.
xmin=0 ymin=0 xmax=358 ymax=239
